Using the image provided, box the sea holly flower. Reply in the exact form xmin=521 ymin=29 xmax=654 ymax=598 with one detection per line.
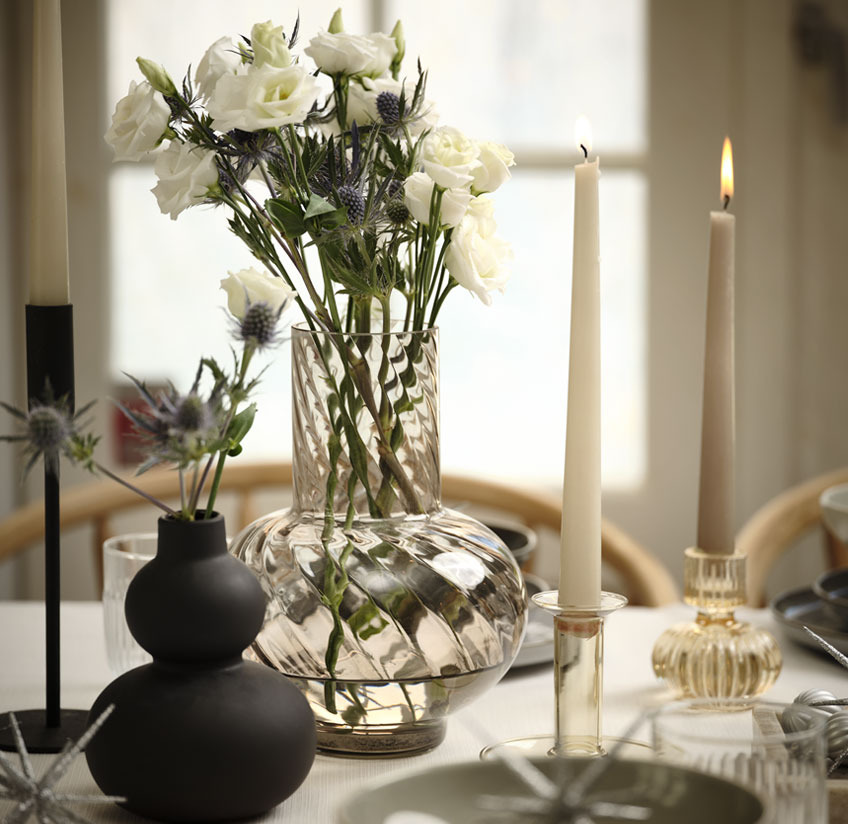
xmin=104 ymin=80 xmax=171 ymax=162
xmin=236 ymin=301 xmax=285 ymax=350
xmin=152 ymin=141 xmax=220 ymax=220
xmin=0 ymin=392 xmax=97 ymax=476
xmin=195 ymin=36 xmax=242 ymax=100
xmin=207 ymin=63 xmax=320 ymax=132
xmin=470 ymin=140 xmax=516 ymax=195
xmin=420 ymin=126 xmax=480 ymax=189
xmin=220 ymin=267 xmax=295 ymax=319
xmin=445 ymin=197 xmax=512 ymax=305
xmin=346 ymin=77 xmax=437 ymax=135
xmin=403 ymin=172 xmax=471 ymax=228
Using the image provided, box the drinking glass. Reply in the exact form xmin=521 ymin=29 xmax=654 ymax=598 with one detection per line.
xmin=652 ymin=699 xmax=827 ymax=824
xmin=102 ymin=534 xmax=155 ymax=674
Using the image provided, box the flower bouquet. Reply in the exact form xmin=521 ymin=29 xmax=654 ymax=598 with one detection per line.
xmin=105 ymin=9 xmax=527 ymax=756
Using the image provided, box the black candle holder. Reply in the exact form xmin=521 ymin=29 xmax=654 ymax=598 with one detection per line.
xmin=0 ymin=305 xmax=89 ymax=753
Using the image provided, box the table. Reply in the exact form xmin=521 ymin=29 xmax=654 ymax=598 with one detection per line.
xmin=1 ymin=602 xmax=846 ymax=822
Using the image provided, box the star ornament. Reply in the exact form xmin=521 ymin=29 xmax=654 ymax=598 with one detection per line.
xmin=0 ymin=707 xmax=124 ymax=824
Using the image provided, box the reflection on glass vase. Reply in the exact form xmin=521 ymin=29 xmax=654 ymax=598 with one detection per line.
xmin=232 ymin=326 xmax=527 ymax=757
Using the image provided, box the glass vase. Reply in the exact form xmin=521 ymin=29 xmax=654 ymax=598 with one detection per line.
xmin=231 ymin=326 xmax=527 ymax=757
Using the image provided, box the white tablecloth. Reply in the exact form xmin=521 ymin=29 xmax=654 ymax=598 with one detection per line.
xmin=1 ymin=602 xmax=846 ymax=822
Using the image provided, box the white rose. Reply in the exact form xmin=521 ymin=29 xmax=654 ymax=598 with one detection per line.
xmin=347 ymin=77 xmax=437 ymax=135
xmin=403 ymin=172 xmax=471 ymax=228
xmin=104 ymin=80 xmax=170 ymax=162
xmin=251 ymin=20 xmax=292 ymax=69
xmin=220 ymin=267 xmax=295 ymax=318
xmin=360 ymin=33 xmax=397 ymax=77
xmin=151 ymin=141 xmax=219 ymax=220
xmin=304 ymin=31 xmax=375 ymax=75
xmin=445 ymin=197 xmax=512 ymax=305
xmin=420 ymin=126 xmax=479 ymax=190
xmin=471 ymin=140 xmax=515 ymax=194
xmin=195 ymin=37 xmax=242 ymax=99
xmin=208 ymin=64 xmax=320 ymax=132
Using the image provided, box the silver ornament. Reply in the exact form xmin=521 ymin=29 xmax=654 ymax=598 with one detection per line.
xmin=826 ymin=711 xmax=848 ymax=760
xmin=794 ymin=688 xmax=840 ymax=713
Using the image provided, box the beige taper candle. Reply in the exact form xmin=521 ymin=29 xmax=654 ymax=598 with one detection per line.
xmin=29 ymin=0 xmax=70 ymax=306
xmin=697 ymin=138 xmax=735 ymax=554
xmin=559 ymin=117 xmax=602 ymax=607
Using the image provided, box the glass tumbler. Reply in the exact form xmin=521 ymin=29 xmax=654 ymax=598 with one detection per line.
xmin=652 ymin=699 xmax=827 ymax=824
xmin=102 ymin=534 xmax=155 ymax=674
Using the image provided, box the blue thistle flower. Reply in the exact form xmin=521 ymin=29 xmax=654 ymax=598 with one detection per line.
xmin=337 ymin=185 xmax=366 ymax=224
xmin=236 ymin=300 xmax=283 ymax=350
xmin=376 ymin=91 xmax=400 ymax=125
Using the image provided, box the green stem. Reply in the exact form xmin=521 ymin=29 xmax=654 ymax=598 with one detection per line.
xmin=94 ymin=462 xmax=178 ymax=517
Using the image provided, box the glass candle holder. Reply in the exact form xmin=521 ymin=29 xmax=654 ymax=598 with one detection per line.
xmin=481 ymin=590 xmax=650 ymax=760
xmin=652 ymin=548 xmax=782 ymax=698
xmin=652 ymin=698 xmax=827 ymax=824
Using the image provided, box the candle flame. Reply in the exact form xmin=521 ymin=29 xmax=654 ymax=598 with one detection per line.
xmin=720 ymin=137 xmax=734 ymax=204
xmin=575 ymin=116 xmax=592 ymax=156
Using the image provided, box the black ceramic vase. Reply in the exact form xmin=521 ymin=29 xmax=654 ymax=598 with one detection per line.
xmin=85 ymin=513 xmax=316 ymax=822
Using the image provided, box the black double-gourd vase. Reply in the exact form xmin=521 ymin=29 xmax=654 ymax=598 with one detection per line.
xmin=86 ymin=513 xmax=316 ymax=822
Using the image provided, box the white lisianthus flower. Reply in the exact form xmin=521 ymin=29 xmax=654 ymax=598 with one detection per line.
xmin=404 ymin=172 xmax=471 ymax=228
xmin=104 ymin=80 xmax=170 ymax=162
xmin=251 ymin=20 xmax=292 ymax=68
xmin=420 ymin=126 xmax=479 ymax=190
xmin=471 ymin=141 xmax=515 ymax=194
xmin=151 ymin=141 xmax=219 ymax=220
xmin=195 ymin=36 xmax=242 ymax=99
xmin=220 ymin=267 xmax=295 ymax=318
xmin=304 ymin=31 xmax=374 ymax=75
xmin=445 ymin=197 xmax=512 ymax=305
xmin=208 ymin=64 xmax=320 ymax=132
xmin=304 ymin=31 xmax=396 ymax=77
xmin=346 ymin=77 xmax=438 ymax=135
xmin=359 ymin=33 xmax=397 ymax=77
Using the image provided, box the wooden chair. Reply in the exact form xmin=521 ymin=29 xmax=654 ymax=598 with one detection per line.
xmin=737 ymin=466 xmax=848 ymax=606
xmin=0 ymin=461 xmax=679 ymax=606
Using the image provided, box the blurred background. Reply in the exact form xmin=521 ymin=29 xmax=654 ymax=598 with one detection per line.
xmin=0 ymin=0 xmax=846 ymax=601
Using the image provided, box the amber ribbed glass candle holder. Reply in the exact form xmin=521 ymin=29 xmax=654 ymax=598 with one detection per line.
xmin=651 ymin=548 xmax=782 ymax=698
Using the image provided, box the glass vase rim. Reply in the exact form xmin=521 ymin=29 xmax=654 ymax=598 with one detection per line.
xmin=291 ymin=323 xmax=438 ymax=339
xmin=103 ymin=532 xmax=158 ymax=561
xmin=652 ymin=698 xmax=828 ymax=744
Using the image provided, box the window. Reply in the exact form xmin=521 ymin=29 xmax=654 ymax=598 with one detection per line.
xmin=106 ymin=1 xmax=646 ymax=488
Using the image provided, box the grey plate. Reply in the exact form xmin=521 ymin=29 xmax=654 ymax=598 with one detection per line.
xmin=337 ymin=756 xmax=765 ymax=824
xmin=771 ymin=585 xmax=848 ymax=657
xmin=509 ymin=574 xmax=554 ymax=670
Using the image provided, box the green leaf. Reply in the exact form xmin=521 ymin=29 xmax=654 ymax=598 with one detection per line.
xmin=304 ymin=193 xmax=337 ymax=219
xmin=315 ymin=207 xmax=349 ymax=230
xmin=389 ymin=420 xmax=404 ymax=452
xmin=348 ymin=600 xmax=389 ymax=640
xmin=228 ymin=403 xmax=256 ymax=444
xmin=266 ymin=198 xmax=306 ymax=238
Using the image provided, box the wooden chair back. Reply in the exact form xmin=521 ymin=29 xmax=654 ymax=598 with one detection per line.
xmin=737 ymin=466 xmax=848 ymax=606
xmin=0 ymin=461 xmax=679 ymax=606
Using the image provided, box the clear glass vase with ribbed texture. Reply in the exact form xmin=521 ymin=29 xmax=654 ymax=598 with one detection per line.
xmin=231 ymin=326 xmax=527 ymax=757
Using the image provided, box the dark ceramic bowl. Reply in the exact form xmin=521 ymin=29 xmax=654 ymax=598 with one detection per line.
xmin=813 ymin=567 xmax=848 ymax=614
xmin=485 ymin=521 xmax=537 ymax=569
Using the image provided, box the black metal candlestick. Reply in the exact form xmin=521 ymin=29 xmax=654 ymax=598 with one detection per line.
xmin=0 ymin=305 xmax=89 ymax=753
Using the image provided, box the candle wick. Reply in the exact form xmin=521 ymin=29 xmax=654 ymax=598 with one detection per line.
xmin=580 ymin=143 xmax=588 ymax=160
xmin=722 ymin=194 xmax=731 ymax=211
